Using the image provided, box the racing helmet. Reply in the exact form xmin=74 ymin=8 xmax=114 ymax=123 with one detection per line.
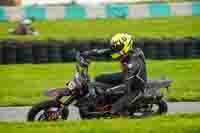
xmin=110 ymin=33 xmax=133 ymax=59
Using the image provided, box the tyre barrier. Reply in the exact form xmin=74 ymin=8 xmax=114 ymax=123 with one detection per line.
xmin=183 ymin=38 xmax=194 ymax=58
xmin=143 ymin=39 xmax=160 ymax=59
xmin=48 ymin=41 xmax=62 ymax=63
xmin=16 ymin=42 xmax=33 ymax=63
xmin=2 ymin=41 xmax=17 ymax=64
xmin=189 ymin=38 xmax=200 ymax=58
xmin=134 ymin=39 xmax=145 ymax=51
xmin=171 ymin=38 xmax=185 ymax=59
xmin=61 ymin=41 xmax=78 ymax=62
xmin=157 ymin=39 xmax=172 ymax=59
xmin=0 ymin=37 xmax=199 ymax=64
xmin=0 ymin=43 xmax=3 ymax=64
xmin=32 ymin=42 xmax=48 ymax=64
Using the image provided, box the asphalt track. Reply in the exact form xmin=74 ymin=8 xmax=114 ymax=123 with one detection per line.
xmin=0 ymin=102 xmax=200 ymax=122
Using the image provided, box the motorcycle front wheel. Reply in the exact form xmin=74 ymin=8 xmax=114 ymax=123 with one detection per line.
xmin=27 ymin=100 xmax=69 ymax=122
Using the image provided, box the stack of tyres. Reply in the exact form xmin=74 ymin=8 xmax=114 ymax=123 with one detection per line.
xmin=171 ymin=38 xmax=185 ymax=59
xmin=191 ymin=37 xmax=200 ymax=58
xmin=196 ymin=38 xmax=200 ymax=57
xmin=48 ymin=41 xmax=62 ymax=63
xmin=62 ymin=41 xmax=76 ymax=62
xmin=32 ymin=42 xmax=48 ymax=64
xmin=0 ymin=43 xmax=3 ymax=64
xmin=142 ymin=39 xmax=150 ymax=59
xmin=3 ymin=41 xmax=17 ymax=64
xmin=183 ymin=38 xmax=195 ymax=58
xmin=135 ymin=39 xmax=145 ymax=51
xmin=81 ymin=40 xmax=91 ymax=51
xmin=158 ymin=39 xmax=172 ymax=59
xmin=16 ymin=42 xmax=33 ymax=64
xmin=143 ymin=39 xmax=159 ymax=59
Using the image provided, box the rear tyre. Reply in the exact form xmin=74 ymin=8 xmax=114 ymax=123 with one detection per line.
xmin=130 ymin=99 xmax=168 ymax=118
xmin=157 ymin=99 xmax=168 ymax=114
xmin=27 ymin=100 xmax=69 ymax=122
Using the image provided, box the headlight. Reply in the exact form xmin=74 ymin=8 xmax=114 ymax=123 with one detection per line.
xmin=67 ymin=80 xmax=76 ymax=90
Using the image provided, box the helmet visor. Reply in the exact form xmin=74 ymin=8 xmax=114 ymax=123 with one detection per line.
xmin=110 ymin=41 xmax=124 ymax=52
xmin=110 ymin=41 xmax=124 ymax=59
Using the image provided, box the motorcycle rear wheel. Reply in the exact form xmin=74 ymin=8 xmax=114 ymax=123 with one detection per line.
xmin=156 ymin=99 xmax=168 ymax=114
xmin=131 ymin=99 xmax=168 ymax=118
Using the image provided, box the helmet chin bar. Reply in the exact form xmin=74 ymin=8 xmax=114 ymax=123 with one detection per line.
xmin=111 ymin=41 xmax=124 ymax=52
xmin=120 ymin=50 xmax=126 ymax=55
xmin=111 ymin=50 xmax=128 ymax=59
xmin=111 ymin=52 xmax=121 ymax=59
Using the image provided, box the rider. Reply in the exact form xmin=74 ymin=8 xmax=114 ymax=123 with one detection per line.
xmin=9 ymin=19 xmax=39 ymax=36
xmin=82 ymin=33 xmax=147 ymax=116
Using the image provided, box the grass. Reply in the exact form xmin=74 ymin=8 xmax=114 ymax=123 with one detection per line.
xmin=0 ymin=113 xmax=200 ymax=133
xmin=0 ymin=59 xmax=200 ymax=106
xmin=0 ymin=16 xmax=199 ymax=41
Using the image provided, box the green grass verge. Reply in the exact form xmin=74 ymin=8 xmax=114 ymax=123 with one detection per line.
xmin=0 ymin=59 xmax=200 ymax=106
xmin=0 ymin=113 xmax=200 ymax=133
xmin=0 ymin=16 xmax=199 ymax=41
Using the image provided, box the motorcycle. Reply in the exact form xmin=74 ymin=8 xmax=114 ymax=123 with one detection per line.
xmin=27 ymin=52 xmax=172 ymax=121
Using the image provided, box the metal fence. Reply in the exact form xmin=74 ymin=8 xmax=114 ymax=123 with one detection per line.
xmin=0 ymin=2 xmax=200 ymax=21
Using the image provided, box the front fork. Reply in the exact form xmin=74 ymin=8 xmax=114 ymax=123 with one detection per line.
xmin=53 ymin=95 xmax=76 ymax=119
xmin=55 ymin=94 xmax=76 ymax=106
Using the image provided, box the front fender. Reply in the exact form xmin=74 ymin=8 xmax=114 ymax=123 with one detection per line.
xmin=44 ymin=88 xmax=71 ymax=97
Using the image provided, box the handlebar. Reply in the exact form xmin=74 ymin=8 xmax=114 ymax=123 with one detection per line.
xmin=74 ymin=51 xmax=90 ymax=82
xmin=75 ymin=51 xmax=90 ymax=68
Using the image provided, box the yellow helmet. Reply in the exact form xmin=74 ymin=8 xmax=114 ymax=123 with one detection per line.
xmin=110 ymin=33 xmax=133 ymax=59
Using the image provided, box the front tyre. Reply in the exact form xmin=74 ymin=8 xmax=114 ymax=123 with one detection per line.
xmin=27 ymin=100 xmax=69 ymax=122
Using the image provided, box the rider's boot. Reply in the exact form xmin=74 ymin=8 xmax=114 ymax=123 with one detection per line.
xmin=110 ymin=89 xmax=143 ymax=117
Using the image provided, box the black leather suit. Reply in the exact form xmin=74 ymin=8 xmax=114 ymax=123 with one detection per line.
xmin=82 ymin=48 xmax=147 ymax=114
